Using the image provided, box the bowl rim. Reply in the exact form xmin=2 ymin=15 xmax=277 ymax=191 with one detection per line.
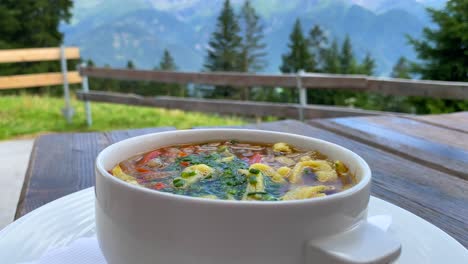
xmin=95 ymin=129 xmax=371 ymax=207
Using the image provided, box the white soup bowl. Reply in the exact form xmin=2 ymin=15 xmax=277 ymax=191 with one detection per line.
xmin=95 ymin=129 xmax=401 ymax=264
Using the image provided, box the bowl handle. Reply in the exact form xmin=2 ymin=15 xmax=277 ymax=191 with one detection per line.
xmin=306 ymin=216 xmax=401 ymax=264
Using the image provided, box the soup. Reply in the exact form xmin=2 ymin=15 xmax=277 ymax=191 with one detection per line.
xmin=110 ymin=141 xmax=357 ymax=201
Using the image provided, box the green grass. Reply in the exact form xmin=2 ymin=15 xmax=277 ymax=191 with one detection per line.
xmin=0 ymin=95 xmax=246 ymax=140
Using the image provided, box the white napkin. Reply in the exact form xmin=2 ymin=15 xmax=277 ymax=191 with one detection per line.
xmin=22 ymin=215 xmax=391 ymax=264
xmin=21 ymin=237 xmax=106 ymax=264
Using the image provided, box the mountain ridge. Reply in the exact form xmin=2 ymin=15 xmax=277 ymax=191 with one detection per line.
xmin=63 ymin=0 xmax=445 ymax=75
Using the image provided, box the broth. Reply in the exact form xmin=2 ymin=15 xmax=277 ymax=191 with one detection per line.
xmin=110 ymin=141 xmax=357 ymax=201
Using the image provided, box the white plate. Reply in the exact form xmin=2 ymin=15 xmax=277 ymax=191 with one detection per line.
xmin=0 ymin=188 xmax=466 ymax=263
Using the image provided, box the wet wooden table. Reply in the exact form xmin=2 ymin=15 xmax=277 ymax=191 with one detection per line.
xmin=15 ymin=112 xmax=468 ymax=247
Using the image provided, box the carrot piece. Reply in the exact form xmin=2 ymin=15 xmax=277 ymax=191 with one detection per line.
xmin=178 ymin=152 xmax=188 ymax=157
xmin=154 ymin=182 xmax=166 ymax=190
xmin=136 ymin=167 xmax=151 ymax=173
xmin=137 ymin=150 xmax=161 ymax=166
xmin=249 ymin=153 xmax=262 ymax=164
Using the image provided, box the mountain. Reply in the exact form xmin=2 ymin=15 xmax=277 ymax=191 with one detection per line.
xmin=63 ymin=0 xmax=446 ymax=75
xmin=351 ymin=0 xmax=446 ymax=13
xmin=66 ymin=9 xmax=205 ymax=69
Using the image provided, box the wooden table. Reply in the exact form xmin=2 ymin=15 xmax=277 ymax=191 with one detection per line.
xmin=15 ymin=112 xmax=468 ymax=248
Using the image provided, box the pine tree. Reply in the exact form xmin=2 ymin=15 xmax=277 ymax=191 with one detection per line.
xmin=317 ymin=38 xmax=371 ymax=107
xmin=86 ymin=59 xmax=101 ymax=93
xmin=97 ymin=64 xmax=119 ymax=92
xmin=407 ymin=0 xmax=468 ymax=113
xmin=307 ymin=37 xmax=342 ymax=105
xmin=391 ymin=57 xmax=411 ymax=79
xmin=279 ymin=19 xmax=315 ymax=103
xmin=339 ymin=35 xmax=357 ymax=74
xmin=408 ymin=0 xmax=468 ymax=81
xmin=159 ymin=49 xmax=177 ymax=71
xmin=280 ymin=19 xmax=315 ymax=73
xmin=157 ymin=49 xmax=184 ymax=96
xmin=204 ymin=0 xmax=242 ymax=72
xmin=239 ymin=0 xmax=267 ymax=73
xmin=313 ymin=35 xmax=336 ymax=105
xmin=204 ymin=0 xmax=242 ymax=98
xmin=86 ymin=59 xmax=95 ymax=67
xmin=0 ymin=0 xmax=72 ymax=50
xmin=120 ymin=60 xmax=137 ymax=93
xmin=239 ymin=0 xmax=267 ymax=100
xmin=126 ymin=60 xmax=135 ymax=69
xmin=359 ymin=52 xmax=376 ymax=75
xmin=322 ymin=39 xmax=340 ymax=73
xmin=308 ymin=25 xmax=328 ymax=71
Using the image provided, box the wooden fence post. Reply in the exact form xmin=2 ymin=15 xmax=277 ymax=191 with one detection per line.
xmin=60 ymin=45 xmax=74 ymax=123
xmin=297 ymin=69 xmax=307 ymax=121
xmin=80 ymin=63 xmax=93 ymax=126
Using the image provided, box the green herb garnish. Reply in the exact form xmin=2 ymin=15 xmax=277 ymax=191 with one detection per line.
xmin=181 ymin=171 xmax=197 ymax=178
xmin=249 ymin=168 xmax=260 ymax=174
xmin=226 ymin=180 xmax=235 ymax=186
xmin=173 ymin=178 xmax=185 ymax=188
xmin=249 ymin=176 xmax=258 ymax=184
xmin=247 ymin=191 xmax=268 ymax=196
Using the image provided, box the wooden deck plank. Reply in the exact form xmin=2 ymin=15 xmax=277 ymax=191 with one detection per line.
xmin=346 ymin=116 xmax=468 ymax=151
xmin=15 ymin=134 xmax=77 ymax=218
xmin=309 ymin=117 xmax=468 ymax=180
xmin=406 ymin=112 xmax=468 ymax=134
xmin=15 ymin=127 xmax=175 ymax=218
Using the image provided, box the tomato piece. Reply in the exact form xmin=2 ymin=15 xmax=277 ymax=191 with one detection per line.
xmin=136 ymin=167 xmax=151 ymax=173
xmin=249 ymin=153 xmax=262 ymax=164
xmin=180 ymin=161 xmax=190 ymax=167
xmin=154 ymin=182 xmax=166 ymax=190
xmin=137 ymin=150 xmax=161 ymax=166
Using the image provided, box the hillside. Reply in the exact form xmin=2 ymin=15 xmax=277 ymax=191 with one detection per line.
xmin=63 ymin=0 xmax=446 ymax=75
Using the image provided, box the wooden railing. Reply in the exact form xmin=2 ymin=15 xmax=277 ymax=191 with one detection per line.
xmin=0 ymin=47 xmax=82 ymax=89
xmin=0 ymin=47 xmax=82 ymax=123
xmin=0 ymin=72 xmax=82 ymax=90
xmin=79 ymin=67 xmax=468 ymax=99
xmin=77 ymin=67 xmax=468 ymax=126
xmin=76 ymin=90 xmax=390 ymax=120
xmin=3 ymin=48 xmax=466 ymax=126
